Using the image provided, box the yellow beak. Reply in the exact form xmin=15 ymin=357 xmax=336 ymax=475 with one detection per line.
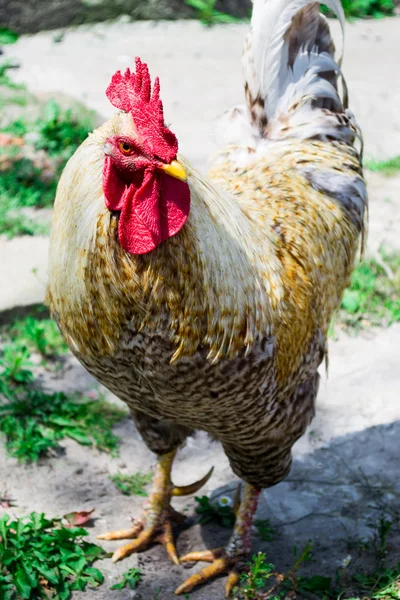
xmin=158 ymin=160 xmax=187 ymax=182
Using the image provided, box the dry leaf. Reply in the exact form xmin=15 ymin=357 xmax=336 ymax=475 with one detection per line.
xmin=63 ymin=508 xmax=95 ymax=527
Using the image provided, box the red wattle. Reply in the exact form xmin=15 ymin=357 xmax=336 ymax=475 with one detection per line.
xmin=118 ymin=170 xmax=161 ymax=255
xmin=133 ymin=169 xmax=162 ymax=239
xmin=103 ymin=163 xmax=190 ymax=255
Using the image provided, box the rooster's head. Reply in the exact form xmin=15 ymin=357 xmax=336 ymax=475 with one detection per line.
xmin=103 ymin=58 xmax=190 ymax=255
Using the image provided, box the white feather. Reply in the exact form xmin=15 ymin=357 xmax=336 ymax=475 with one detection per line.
xmin=290 ymin=49 xmax=342 ymax=84
xmin=278 ymin=67 xmax=342 ymax=114
xmin=246 ymin=0 xmax=345 ymax=117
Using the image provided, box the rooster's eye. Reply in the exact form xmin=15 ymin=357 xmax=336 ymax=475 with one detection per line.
xmin=119 ymin=142 xmax=133 ymax=154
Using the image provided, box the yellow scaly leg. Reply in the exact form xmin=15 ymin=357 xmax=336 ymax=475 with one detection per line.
xmin=97 ymin=450 xmax=213 ymax=565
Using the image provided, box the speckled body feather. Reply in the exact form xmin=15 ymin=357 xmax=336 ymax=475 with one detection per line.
xmin=46 ymin=0 xmax=367 ymax=488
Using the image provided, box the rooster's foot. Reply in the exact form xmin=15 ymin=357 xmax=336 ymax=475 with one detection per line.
xmin=177 ymin=549 xmax=241 ymax=596
xmin=175 ymin=483 xmax=261 ymax=597
xmin=98 ymin=506 xmax=185 ymax=565
xmin=97 ymin=450 xmax=214 ymax=565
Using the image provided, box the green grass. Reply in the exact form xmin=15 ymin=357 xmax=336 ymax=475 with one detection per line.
xmin=0 ymin=390 xmax=127 ymax=462
xmin=341 ymin=0 xmax=394 ymax=18
xmin=353 ymin=563 xmax=400 ymax=599
xmin=0 ymin=512 xmax=106 ymax=600
xmin=0 ymin=157 xmax=54 ymax=237
xmin=0 ymin=208 xmax=47 ymax=238
xmin=0 ymin=28 xmax=19 ymax=45
xmin=333 ymin=253 xmax=400 ymax=333
xmin=254 ymin=519 xmax=276 ymax=542
xmin=186 ymin=0 xmax=396 ymax=24
xmin=234 ymin=543 xmax=313 ymax=599
xmin=111 ymin=471 xmax=153 ymax=497
xmin=237 ymin=552 xmax=277 ymax=599
xmin=184 ymin=0 xmax=245 ymax=24
xmin=110 ymin=567 xmax=142 ymax=590
xmin=0 ymin=313 xmax=127 ymax=461
xmin=235 ymin=517 xmax=400 ymax=600
xmin=0 ymin=511 xmax=144 ymax=599
xmin=365 ymin=156 xmax=400 ymax=176
xmin=344 ymin=516 xmax=400 ymax=600
xmin=194 ymin=494 xmax=236 ymax=528
xmin=7 ymin=316 xmax=68 ymax=358
xmin=321 ymin=0 xmax=395 ymax=19
xmin=0 ymin=62 xmax=28 ymax=108
xmin=2 ymin=100 xmax=93 ymax=161
xmin=292 ymin=517 xmax=400 ymax=600
xmin=0 ymin=91 xmax=93 ymax=237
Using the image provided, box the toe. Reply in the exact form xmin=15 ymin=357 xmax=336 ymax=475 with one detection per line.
xmin=156 ymin=520 xmax=180 ymax=565
xmin=97 ymin=521 xmax=143 ymax=541
xmin=225 ymin=569 xmax=240 ymax=597
xmin=175 ymin=557 xmax=234 ymax=595
xmin=111 ymin=529 xmax=153 ymax=562
xmin=180 ymin=548 xmax=224 ymax=563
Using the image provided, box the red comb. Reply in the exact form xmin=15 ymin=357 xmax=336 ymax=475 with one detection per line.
xmin=106 ymin=57 xmax=178 ymax=163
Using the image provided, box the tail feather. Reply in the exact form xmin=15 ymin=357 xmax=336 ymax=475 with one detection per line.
xmin=286 ymin=7 xmax=335 ymax=66
xmin=243 ymin=0 xmax=347 ymax=135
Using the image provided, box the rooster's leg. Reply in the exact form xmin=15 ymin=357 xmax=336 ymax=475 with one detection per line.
xmin=97 ymin=449 xmax=213 ymax=565
xmin=176 ymin=483 xmax=260 ymax=597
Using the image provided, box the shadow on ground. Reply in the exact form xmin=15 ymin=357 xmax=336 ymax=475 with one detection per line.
xmin=101 ymin=420 xmax=400 ymax=600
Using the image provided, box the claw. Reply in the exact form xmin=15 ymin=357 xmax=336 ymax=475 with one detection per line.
xmin=171 ymin=466 xmax=214 ymax=497
xmin=175 ymin=556 xmax=237 ymax=595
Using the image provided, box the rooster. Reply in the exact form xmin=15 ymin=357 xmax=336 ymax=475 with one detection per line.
xmin=46 ymin=0 xmax=367 ymax=595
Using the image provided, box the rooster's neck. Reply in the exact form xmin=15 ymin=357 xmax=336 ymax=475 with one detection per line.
xmin=47 ymin=123 xmax=278 ymax=363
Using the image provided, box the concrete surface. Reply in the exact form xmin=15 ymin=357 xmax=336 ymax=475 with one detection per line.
xmin=0 ymin=235 xmax=48 ymax=313
xmin=1 ymin=16 xmax=400 ymax=600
